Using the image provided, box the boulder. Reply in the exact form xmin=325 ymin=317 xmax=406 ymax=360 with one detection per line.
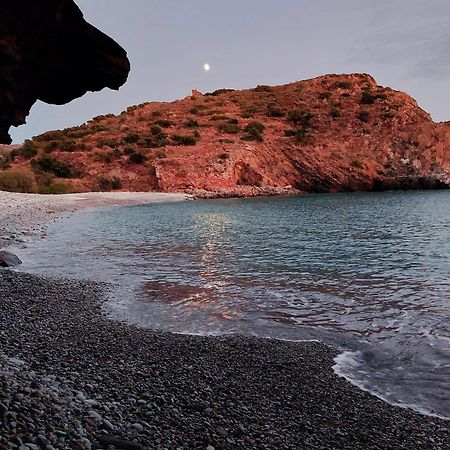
xmin=0 ymin=251 xmax=22 ymax=267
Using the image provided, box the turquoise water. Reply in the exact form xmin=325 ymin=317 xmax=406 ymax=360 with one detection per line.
xmin=15 ymin=191 xmax=450 ymax=418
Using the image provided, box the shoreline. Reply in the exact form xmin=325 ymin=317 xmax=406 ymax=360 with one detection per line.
xmin=0 ymin=191 xmax=191 ymax=248
xmin=1 ymin=190 xmax=449 ymax=448
xmin=1 ymin=271 xmax=449 ymax=449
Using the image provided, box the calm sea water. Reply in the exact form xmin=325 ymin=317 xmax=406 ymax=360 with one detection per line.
xmin=14 ymin=191 xmax=450 ymax=418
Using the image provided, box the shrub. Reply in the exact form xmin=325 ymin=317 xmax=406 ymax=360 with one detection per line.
xmin=60 ymin=140 xmax=77 ymax=152
xmin=241 ymin=121 xmax=265 ymax=142
xmin=210 ymin=115 xmax=230 ymax=121
xmin=360 ymin=90 xmax=377 ymax=105
xmin=284 ymin=129 xmax=297 ymax=137
xmin=0 ymin=169 xmax=37 ymax=193
xmin=155 ymin=150 xmax=167 ymax=159
xmin=128 ymin=152 xmax=148 ymax=164
xmin=293 ymin=129 xmax=309 ymax=143
xmin=218 ymin=123 xmax=240 ymax=134
xmin=154 ymin=119 xmax=174 ymax=128
xmin=189 ymin=105 xmax=207 ymax=115
xmin=266 ymin=105 xmax=285 ymax=118
xmin=123 ymin=146 xmax=135 ymax=155
xmin=205 ymin=88 xmax=235 ymax=96
xmin=219 ymin=139 xmax=235 ymax=144
xmin=150 ymin=125 xmax=163 ymax=135
xmin=98 ymin=139 xmax=119 ymax=148
xmin=11 ymin=141 xmax=39 ymax=160
xmin=185 ymin=119 xmax=200 ymax=128
xmin=254 ymin=85 xmax=272 ymax=92
xmin=97 ymin=176 xmax=122 ymax=191
xmin=34 ymin=130 xmax=65 ymax=142
xmin=357 ymin=110 xmax=370 ymax=123
xmin=331 ymin=108 xmax=341 ymax=118
xmin=335 ymin=81 xmax=351 ymax=89
xmin=288 ymin=109 xmax=313 ymax=127
xmin=0 ymin=156 xmax=11 ymax=170
xmin=31 ymin=156 xmax=77 ymax=178
xmin=92 ymin=151 xmax=114 ymax=164
xmin=44 ymin=141 xmax=59 ymax=153
xmin=172 ymin=134 xmax=198 ymax=146
xmin=241 ymin=107 xmax=256 ymax=119
xmin=124 ymin=133 xmax=140 ymax=144
xmin=318 ymin=92 xmax=331 ymax=100
xmin=38 ymin=183 xmax=72 ymax=194
xmin=351 ymin=160 xmax=364 ymax=169
xmin=218 ymin=152 xmax=229 ymax=160
xmin=91 ymin=124 xmax=111 ymax=133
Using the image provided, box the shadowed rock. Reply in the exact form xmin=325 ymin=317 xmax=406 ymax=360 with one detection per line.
xmin=0 ymin=251 xmax=22 ymax=267
xmin=0 ymin=0 xmax=130 ymax=143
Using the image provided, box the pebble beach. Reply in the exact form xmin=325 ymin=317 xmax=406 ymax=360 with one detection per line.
xmin=0 ymin=191 xmax=449 ymax=450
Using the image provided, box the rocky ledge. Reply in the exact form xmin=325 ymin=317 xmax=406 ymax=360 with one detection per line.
xmin=0 ymin=270 xmax=448 ymax=449
xmin=0 ymin=0 xmax=130 ymax=144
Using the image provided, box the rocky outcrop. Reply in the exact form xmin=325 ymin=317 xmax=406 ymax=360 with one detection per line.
xmin=1 ymin=74 xmax=449 ymax=195
xmin=0 ymin=0 xmax=130 ymax=144
xmin=0 ymin=251 xmax=22 ymax=268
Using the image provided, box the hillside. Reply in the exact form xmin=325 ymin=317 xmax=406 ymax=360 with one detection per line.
xmin=1 ymin=73 xmax=449 ymax=196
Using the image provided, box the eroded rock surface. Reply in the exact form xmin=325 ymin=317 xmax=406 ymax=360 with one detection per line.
xmin=0 ymin=0 xmax=130 ymax=143
xmin=2 ymin=74 xmax=450 ymax=195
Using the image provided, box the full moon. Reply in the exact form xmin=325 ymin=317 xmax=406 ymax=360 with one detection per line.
xmin=203 ymin=63 xmax=211 ymax=72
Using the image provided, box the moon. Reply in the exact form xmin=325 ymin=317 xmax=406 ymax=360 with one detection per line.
xmin=203 ymin=63 xmax=211 ymax=72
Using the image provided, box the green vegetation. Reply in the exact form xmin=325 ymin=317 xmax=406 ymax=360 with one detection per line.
xmin=171 ymin=134 xmax=198 ymax=146
xmin=97 ymin=176 xmax=122 ymax=191
xmin=10 ymin=140 xmax=38 ymax=159
xmin=185 ymin=119 xmax=200 ymax=128
xmin=335 ymin=81 xmax=351 ymax=89
xmin=360 ymin=90 xmax=387 ymax=105
xmin=351 ymin=160 xmax=364 ymax=169
xmin=318 ymin=92 xmax=332 ymax=100
xmin=154 ymin=119 xmax=174 ymax=128
xmin=155 ymin=150 xmax=167 ymax=159
xmin=189 ymin=105 xmax=208 ymax=115
xmin=357 ymin=110 xmax=370 ymax=123
xmin=241 ymin=121 xmax=265 ymax=142
xmin=205 ymin=88 xmax=235 ymax=96
xmin=128 ymin=152 xmax=148 ymax=164
xmin=218 ymin=123 xmax=240 ymax=134
xmin=0 ymin=169 xmax=37 ymax=193
xmin=31 ymin=156 xmax=78 ymax=178
xmin=331 ymin=108 xmax=341 ymax=118
xmin=266 ymin=105 xmax=285 ymax=118
xmin=254 ymin=85 xmax=272 ymax=92
xmin=288 ymin=109 xmax=313 ymax=127
xmin=124 ymin=133 xmax=140 ymax=144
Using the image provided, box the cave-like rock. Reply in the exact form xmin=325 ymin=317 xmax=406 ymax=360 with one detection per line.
xmin=0 ymin=0 xmax=130 ymax=143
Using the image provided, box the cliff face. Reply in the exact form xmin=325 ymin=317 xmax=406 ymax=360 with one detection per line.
xmin=1 ymin=74 xmax=449 ymax=195
xmin=0 ymin=0 xmax=130 ymax=144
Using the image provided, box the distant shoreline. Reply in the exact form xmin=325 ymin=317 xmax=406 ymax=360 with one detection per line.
xmin=0 ymin=190 xmax=191 ymax=249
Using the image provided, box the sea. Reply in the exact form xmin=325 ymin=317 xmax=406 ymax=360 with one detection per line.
xmin=13 ymin=190 xmax=450 ymax=419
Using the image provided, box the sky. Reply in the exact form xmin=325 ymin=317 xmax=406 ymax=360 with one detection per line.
xmin=11 ymin=0 xmax=450 ymax=143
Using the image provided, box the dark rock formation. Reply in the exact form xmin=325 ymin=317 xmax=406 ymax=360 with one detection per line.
xmin=0 ymin=251 xmax=22 ymax=267
xmin=0 ymin=0 xmax=130 ymax=144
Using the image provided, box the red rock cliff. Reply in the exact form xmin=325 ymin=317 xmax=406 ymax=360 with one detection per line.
xmin=2 ymin=74 xmax=449 ymax=195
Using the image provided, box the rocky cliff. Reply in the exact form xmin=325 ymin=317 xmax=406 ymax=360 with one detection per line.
xmin=0 ymin=0 xmax=130 ymax=144
xmin=1 ymin=74 xmax=449 ymax=195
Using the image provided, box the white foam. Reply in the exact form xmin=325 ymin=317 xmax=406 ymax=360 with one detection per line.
xmin=333 ymin=351 xmax=450 ymax=421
